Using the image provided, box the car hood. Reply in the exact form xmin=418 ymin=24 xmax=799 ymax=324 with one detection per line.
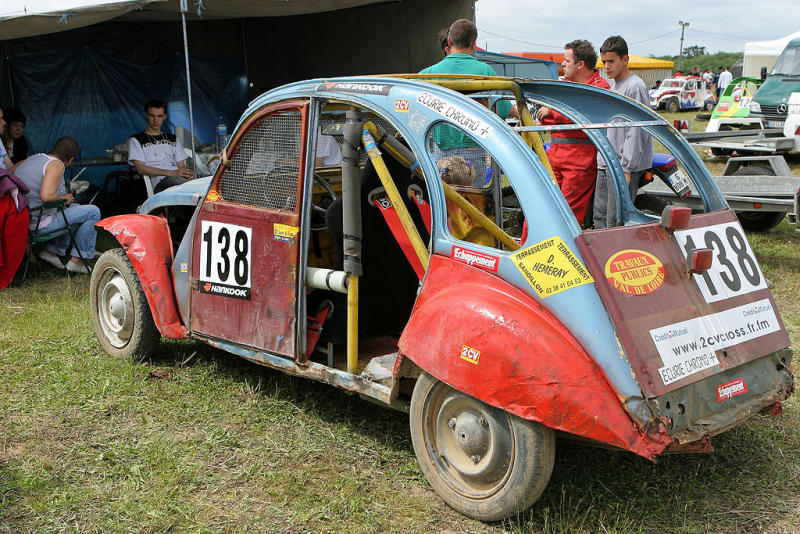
xmin=650 ymin=88 xmax=681 ymax=99
xmin=139 ymin=176 xmax=212 ymax=214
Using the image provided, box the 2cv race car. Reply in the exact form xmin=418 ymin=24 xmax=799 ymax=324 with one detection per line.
xmin=90 ymin=75 xmax=793 ymax=521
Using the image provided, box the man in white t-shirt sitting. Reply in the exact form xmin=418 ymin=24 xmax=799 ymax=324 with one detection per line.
xmin=128 ymin=99 xmax=194 ymax=194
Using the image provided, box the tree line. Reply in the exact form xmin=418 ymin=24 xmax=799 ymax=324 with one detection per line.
xmin=652 ymin=47 xmax=743 ymax=73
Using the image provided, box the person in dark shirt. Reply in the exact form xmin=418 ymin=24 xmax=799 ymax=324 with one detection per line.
xmin=1 ymin=107 xmax=29 ymax=164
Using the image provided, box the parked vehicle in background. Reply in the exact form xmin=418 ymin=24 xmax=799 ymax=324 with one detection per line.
xmin=749 ymin=37 xmax=800 ymax=129
xmin=650 ymin=76 xmax=716 ymax=113
xmin=89 ymin=75 xmax=793 ymax=522
xmin=705 ymin=77 xmax=764 ymax=133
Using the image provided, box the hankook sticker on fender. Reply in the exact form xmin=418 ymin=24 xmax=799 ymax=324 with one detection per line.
xmin=510 ymin=236 xmax=593 ymax=298
xmin=604 ymin=249 xmax=665 ymax=295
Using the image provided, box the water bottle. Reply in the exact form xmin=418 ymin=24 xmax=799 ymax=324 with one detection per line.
xmin=215 ymin=115 xmax=228 ymax=150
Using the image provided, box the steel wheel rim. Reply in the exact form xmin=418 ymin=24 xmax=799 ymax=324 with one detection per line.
xmin=423 ymin=382 xmax=514 ymax=499
xmin=97 ymin=267 xmax=134 ymax=348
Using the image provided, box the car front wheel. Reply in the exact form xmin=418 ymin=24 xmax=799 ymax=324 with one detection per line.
xmin=409 ymin=372 xmax=555 ymax=521
xmin=665 ymin=99 xmax=679 ymax=113
xmin=90 ymin=249 xmax=161 ymax=358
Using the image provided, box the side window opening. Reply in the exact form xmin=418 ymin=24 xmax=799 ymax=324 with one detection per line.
xmin=427 ymin=121 xmax=523 ymax=251
xmin=517 ymin=99 xmax=710 ymax=229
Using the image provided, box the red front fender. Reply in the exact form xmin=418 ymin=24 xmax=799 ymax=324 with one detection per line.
xmin=398 ymin=254 xmax=672 ymax=460
xmin=97 ymin=215 xmax=187 ymax=339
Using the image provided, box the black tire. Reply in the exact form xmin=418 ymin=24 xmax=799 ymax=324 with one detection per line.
xmin=665 ymin=99 xmax=679 ymax=113
xmin=732 ymin=166 xmax=785 ymax=232
xmin=90 ymin=248 xmax=161 ymax=358
xmin=711 ymin=124 xmax=734 ymax=156
xmin=704 ymin=100 xmax=715 ymax=112
xmin=409 ymin=372 xmax=555 ymax=521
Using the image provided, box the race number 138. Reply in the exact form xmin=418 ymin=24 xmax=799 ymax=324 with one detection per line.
xmin=674 ymin=221 xmax=766 ymax=303
xmin=199 ymin=221 xmax=252 ymax=291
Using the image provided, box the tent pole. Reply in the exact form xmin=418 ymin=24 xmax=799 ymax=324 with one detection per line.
xmin=3 ymin=42 xmax=15 ymax=106
xmin=240 ymin=21 xmax=251 ymax=97
xmin=179 ymin=0 xmax=197 ymax=174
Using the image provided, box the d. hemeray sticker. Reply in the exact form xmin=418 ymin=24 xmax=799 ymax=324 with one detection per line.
xmin=510 ymin=236 xmax=593 ymax=298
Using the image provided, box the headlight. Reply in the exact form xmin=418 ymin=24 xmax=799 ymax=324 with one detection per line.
xmin=749 ymin=101 xmax=761 ymax=112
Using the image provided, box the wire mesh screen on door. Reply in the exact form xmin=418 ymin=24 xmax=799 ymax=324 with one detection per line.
xmin=220 ymin=111 xmax=302 ymax=211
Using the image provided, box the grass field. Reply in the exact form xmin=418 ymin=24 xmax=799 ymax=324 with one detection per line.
xmin=2 ymin=111 xmax=800 ymax=533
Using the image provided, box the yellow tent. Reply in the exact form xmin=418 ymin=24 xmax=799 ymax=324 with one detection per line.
xmin=594 ymin=55 xmax=674 ymax=69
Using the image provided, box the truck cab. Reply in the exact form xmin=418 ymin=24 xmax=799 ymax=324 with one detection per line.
xmin=750 ymin=37 xmax=800 ymax=128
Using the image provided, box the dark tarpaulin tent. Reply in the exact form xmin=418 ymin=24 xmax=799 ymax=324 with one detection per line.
xmin=0 ymin=0 xmax=402 ymax=176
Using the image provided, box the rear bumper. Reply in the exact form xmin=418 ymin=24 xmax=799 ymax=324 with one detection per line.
xmin=651 ymin=348 xmax=793 ymax=448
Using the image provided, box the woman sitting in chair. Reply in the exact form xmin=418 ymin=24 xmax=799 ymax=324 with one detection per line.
xmin=16 ymin=136 xmax=100 ymax=274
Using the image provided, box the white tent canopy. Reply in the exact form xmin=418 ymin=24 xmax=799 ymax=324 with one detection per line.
xmin=745 ymin=30 xmax=800 ymax=55
xmin=0 ymin=0 xmax=391 ymax=40
xmin=0 ymin=0 xmax=167 ymax=40
xmin=743 ymin=29 xmax=800 ymax=77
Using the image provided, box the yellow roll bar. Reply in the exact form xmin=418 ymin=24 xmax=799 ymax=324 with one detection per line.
xmin=442 ymin=183 xmax=520 ymax=251
xmin=347 ymin=274 xmax=359 ymax=374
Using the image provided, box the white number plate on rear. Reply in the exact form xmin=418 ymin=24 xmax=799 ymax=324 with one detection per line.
xmin=674 ymin=222 xmax=767 ymax=303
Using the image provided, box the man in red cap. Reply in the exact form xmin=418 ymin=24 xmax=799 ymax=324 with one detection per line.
xmin=537 ymin=40 xmax=609 ymax=226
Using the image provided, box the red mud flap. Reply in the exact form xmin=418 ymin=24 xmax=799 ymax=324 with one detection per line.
xmin=97 ymin=215 xmax=187 ymax=339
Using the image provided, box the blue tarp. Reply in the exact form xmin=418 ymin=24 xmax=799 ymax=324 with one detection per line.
xmin=9 ymin=45 xmax=248 ymax=182
xmin=476 ymin=49 xmax=558 ymax=80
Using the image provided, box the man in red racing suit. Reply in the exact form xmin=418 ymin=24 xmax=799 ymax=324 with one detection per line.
xmin=537 ymin=40 xmax=610 ymax=226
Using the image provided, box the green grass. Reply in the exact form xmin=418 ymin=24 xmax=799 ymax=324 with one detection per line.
xmin=2 ymin=142 xmax=800 ymax=532
xmin=4 ymin=220 xmax=800 ymax=533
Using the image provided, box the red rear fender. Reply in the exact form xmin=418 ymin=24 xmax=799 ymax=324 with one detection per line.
xmin=398 ymin=254 xmax=672 ymax=459
xmin=97 ymin=215 xmax=187 ymax=339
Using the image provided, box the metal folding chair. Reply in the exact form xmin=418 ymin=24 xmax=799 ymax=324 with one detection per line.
xmin=19 ymin=199 xmax=91 ymax=282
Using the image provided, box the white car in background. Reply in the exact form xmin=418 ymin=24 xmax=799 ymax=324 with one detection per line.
xmin=650 ymin=76 xmax=716 ymax=113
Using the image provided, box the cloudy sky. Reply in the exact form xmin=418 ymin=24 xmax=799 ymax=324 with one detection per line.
xmin=474 ymin=0 xmax=800 ymax=57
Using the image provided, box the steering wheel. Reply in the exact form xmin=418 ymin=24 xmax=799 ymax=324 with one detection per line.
xmin=311 ymin=173 xmax=338 ymax=231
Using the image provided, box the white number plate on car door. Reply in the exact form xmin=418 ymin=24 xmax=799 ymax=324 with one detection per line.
xmin=199 ymin=221 xmax=253 ymax=300
xmin=674 ymin=222 xmax=767 ymax=303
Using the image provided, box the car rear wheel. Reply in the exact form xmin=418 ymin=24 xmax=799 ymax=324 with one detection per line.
xmin=732 ymin=166 xmax=785 ymax=232
xmin=665 ymin=99 xmax=679 ymax=113
xmin=409 ymin=372 xmax=555 ymax=521
xmin=90 ymin=248 xmax=160 ymax=358
xmin=704 ymin=100 xmax=715 ymax=112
